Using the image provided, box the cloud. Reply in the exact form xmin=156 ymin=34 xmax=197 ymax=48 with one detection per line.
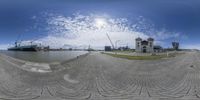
xmin=152 ymin=29 xmax=180 ymax=40
xmin=31 ymin=15 xmax=37 ymax=19
xmin=5 ymin=13 xmax=182 ymax=50
xmin=36 ymin=13 xmax=150 ymax=49
xmin=182 ymin=44 xmax=200 ymax=50
xmin=35 ymin=13 xmax=183 ymax=49
xmin=0 ymin=44 xmax=10 ymax=50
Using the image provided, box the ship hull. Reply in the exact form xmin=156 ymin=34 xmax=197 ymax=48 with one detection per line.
xmin=8 ymin=45 xmax=38 ymax=52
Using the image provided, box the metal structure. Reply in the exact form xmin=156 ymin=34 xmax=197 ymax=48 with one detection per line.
xmin=115 ymin=40 xmax=120 ymax=49
xmin=172 ymin=42 xmax=179 ymax=50
xmin=106 ymin=33 xmax=115 ymax=49
xmin=8 ymin=35 xmax=47 ymax=52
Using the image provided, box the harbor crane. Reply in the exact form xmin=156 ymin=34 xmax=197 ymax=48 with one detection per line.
xmin=106 ymin=33 xmax=115 ymax=50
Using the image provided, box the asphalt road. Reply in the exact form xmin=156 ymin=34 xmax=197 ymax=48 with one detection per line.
xmin=0 ymin=51 xmax=200 ymax=100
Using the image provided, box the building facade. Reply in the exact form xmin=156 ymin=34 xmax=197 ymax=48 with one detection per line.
xmin=135 ymin=37 xmax=154 ymax=53
xmin=104 ymin=46 xmax=112 ymax=51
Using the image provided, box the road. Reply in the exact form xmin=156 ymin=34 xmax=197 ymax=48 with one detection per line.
xmin=0 ymin=51 xmax=200 ymax=100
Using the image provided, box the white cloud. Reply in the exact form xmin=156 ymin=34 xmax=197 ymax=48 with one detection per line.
xmin=31 ymin=15 xmax=37 ymax=19
xmin=0 ymin=44 xmax=10 ymax=50
xmin=152 ymin=29 xmax=180 ymax=40
xmin=182 ymin=44 xmax=200 ymax=50
xmin=37 ymin=13 xmax=149 ymax=49
xmin=3 ymin=13 xmax=182 ymax=50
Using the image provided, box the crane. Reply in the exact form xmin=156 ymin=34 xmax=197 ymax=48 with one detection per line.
xmin=106 ymin=33 xmax=115 ymax=50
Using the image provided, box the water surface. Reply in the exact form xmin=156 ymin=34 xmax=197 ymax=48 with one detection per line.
xmin=0 ymin=50 xmax=88 ymax=63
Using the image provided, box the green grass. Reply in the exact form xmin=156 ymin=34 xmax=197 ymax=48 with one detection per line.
xmin=112 ymin=50 xmax=134 ymax=53
xmin=102 ymin=52 xmax=177 ymax=60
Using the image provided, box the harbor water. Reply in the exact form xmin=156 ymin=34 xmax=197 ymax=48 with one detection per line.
xmin=0 ymin=50 xmax=88 ymax=63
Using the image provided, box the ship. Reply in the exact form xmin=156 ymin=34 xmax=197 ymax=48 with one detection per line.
xmin=8 ymin=41 xmax=41 ymax=52
xmin=8 ymin=33 xmax=51 ymax=51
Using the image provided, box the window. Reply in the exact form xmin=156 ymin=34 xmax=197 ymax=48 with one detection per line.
xmin=150 ymin=42 xmax=152 ymax=47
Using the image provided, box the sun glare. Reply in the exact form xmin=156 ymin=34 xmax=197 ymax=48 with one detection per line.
xmin=94 ymin=18 xmax=107 ymax=28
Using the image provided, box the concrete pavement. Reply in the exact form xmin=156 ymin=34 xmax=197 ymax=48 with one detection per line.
xmin=0 ymin=51 xmax=200 ymax=100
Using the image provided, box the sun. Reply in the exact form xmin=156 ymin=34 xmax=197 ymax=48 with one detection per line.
xmin=94 ymin=18 xmax=107 ymax=28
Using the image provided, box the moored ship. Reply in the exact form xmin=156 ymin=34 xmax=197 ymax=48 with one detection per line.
xmin=8 ymin=41 xmax=42 ymax=52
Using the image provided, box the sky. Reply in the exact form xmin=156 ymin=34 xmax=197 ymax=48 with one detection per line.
xmin=0 ymin=0 xmax=200 ymax=50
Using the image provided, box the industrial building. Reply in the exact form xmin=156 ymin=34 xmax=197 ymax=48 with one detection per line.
xmin=153 ymin=45 xmax=163 ymax=53
xmin=104 ymin=46 xmax=112 ymax=51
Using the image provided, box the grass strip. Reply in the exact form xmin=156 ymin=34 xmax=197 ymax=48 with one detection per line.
xmin=102 ymin=52 xmax=176 ymax=60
